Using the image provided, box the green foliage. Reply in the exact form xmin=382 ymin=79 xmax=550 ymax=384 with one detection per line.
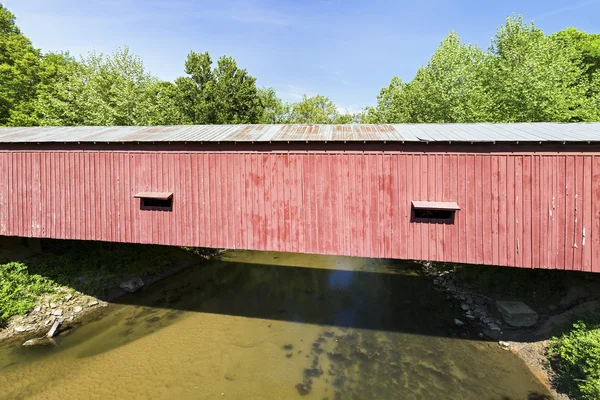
xmin=0 ymin=240 xmax=202 ymax=326
xmin=0 ymin=262 xmax=57 ymax=325
xmin=175 ymin=51 xmax=262 ymax=124
xmin=367 ymin=15 xmax=598 ymax=124
xmin=0 ymin=4 xmax=40 ymax=125
xmin=552 ymin=27 xmax=600 ymax=77
xmin=549 ymin=319 xmax=600 ymax=400
xmin=286 ymin=94 xmax=356 ymax=124
xmin=3 ymin=2 xmax=600 ymax=127
xmin=257 ymin=87 xmax=289 ymax=123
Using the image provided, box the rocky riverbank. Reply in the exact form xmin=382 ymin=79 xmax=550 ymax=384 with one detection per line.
xmin=0 ymin=241 xmax=220 ymax=346
xmin=423 ymin=261 xmax=600 ymax=400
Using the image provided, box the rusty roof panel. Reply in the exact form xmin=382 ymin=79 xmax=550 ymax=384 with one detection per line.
xmin=0 ymin=123 xmax=598 ymax=143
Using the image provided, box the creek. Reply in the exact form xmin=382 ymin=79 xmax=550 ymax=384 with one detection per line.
xmin=0 ymin=251 xmax=549 ymax=399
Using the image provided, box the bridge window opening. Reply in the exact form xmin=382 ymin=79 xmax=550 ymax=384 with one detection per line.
xmin=411 ymin=201 xmax=459 ymax=224
xmin=134 ymin=192 xmax=173 ymax=211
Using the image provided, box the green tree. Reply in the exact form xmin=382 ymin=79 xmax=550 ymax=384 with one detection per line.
xmin=288 ymin=95 xmax=345 ymax=124
xmin=552 ymin=27 xmax=600 ymax=78
xmin=0 ymin=4 xmax=40 ymax=125
xmin=485 ymin=15 xmax=588 ymax=122
xmin=364 ymin=32 xmax=490 ymax=123
xmin=8 ymin=52 xmax=80 ymax=126
xmin=175 ymin=51 xmax=262 ymax=124
xmin=257 ymin=87 xmax=289 ymax=123
xmin=20 ymin=47 xmax=173 ymax=126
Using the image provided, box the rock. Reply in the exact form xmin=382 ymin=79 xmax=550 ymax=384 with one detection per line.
xmin=496 ymin=301 xmax=538 ymax=327
xmin=454 ymin=319 xmax=464 ymax=327
xmin=88 ymin=300 xmax=99 ymax=306
xmin=22 ymin=337 xmax=54 ymax=347
xmin=50 ymin=303 xmax=57 ymax=309
xmin=498 ymin=341 xmax=510 ymax=348
xmin=65 ymin=294 xmax=73 ymax=301
xmin=45 ymin=318 xmax=55 ymax=326
xmin=478 ymin=333 xmax=484 ymax=338
xmin=119 ymin=278 xmax=144 ymax=293
xmin=14 ymin=325 xmax=32 ymax=333
xmin=489 ymin=324 xmax=502 ymax=332
xmin=33 ymin=306 xmax=41 ymax=313
xmin=73 ymin=306 xmax=83 ymax=313
xmin=461 ymin=303 xmax=470 ymax=311
xmin=52 ymin=309 xmax=63 ymax=316
xmin=548 ymin=304 xmax=557 ymax=311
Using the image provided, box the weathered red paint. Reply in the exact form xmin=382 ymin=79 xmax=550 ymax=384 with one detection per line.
xmin=1 ymin=145 xmax=600 ymax=272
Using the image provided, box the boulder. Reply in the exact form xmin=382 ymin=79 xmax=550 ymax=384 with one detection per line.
xmin=496 ymin=301 xmax=538 ymax=327
xmin=119 ymin=278 xmax=144 ymax=293
xmin=73 ymin=306 xmax=83 ymax=313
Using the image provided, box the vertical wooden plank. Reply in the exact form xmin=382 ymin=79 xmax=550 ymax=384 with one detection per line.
xmin=348 ymin=154 xmax=357 ymax=256
xmin=356 ymin=154 xmax=366 ymax=257
xmin=592 ymin=156 xmax=600 ymax=272
xmin=457 ymin=155 xmax=467 ymax=263
xmin=0 ymin=153 xmax=6 ymax=235
xmin=513 ymin=156 xmax=523 ymax=267
xmin=391 ymin=154 xmax=402 ymax=259
xmin=369 ymin=154 xmax=379 ymax=258
xmin=481 ymin=156 xmax=492 ymax=265
xmin=434 ymin=154 xmax=443 ymax=261
xmin=240 ymin=153 xmax=249 ymax=250
xmin=267 ymin=153 xmax=277 ymax=251
xmin=420 ymin=155 xmax=429 ymax=261
xmin=565 ymin=156 xmax=576 ymax=270
xmin=522 ymin=156 xmax=532 ymax=268
xmin=539 ymin=156 xmax=550 ymax=268
xmin=532 ymin=156 xmax=543 ymax=269
xmin=574 ymin=156 xmax=584 ymax=271
xmin=382 ymin=154 xmax=392 ymax=258
xmin=556 ymin=156 xmax=567 ymax=269
xmin=490 ymin=156 xmax=500 ymax=266
xmin=284 ymin=154 xmax=293 ymax=253
xmin=289 ymin=154 xmax=298 ymax=253
xmin=329 ymin=154 xmax=339 ymax=255
xmin=582 ymin=156 xmax=593 ymax=272
xmin=407 ymin=154 xmax=417 ymax=260
xmin=551 ymin=155 xmax=559 ymax=269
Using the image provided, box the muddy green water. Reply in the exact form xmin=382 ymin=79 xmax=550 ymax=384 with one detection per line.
xmin=0 ymin=251 xmax=549 ymax=400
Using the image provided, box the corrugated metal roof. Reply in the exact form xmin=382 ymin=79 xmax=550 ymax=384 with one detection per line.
xmin=0 ymin=123 xmax=598 ymax=143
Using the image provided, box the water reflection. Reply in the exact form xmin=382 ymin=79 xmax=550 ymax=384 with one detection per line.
xmin=0 ymin=251 xmax=550 ymax=400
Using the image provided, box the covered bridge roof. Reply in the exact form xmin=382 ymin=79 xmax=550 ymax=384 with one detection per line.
xmin=0 ymin=123 xmax=598 ymax=143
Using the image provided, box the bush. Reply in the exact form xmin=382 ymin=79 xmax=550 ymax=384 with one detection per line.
xmin=0 ymin=262 xmax=57 ymax=326
xmin=549 ymin=319 xmax=600 ymax=400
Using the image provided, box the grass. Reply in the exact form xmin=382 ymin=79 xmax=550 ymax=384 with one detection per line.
xmin=0 ymin=240 xmax=212 ymax=327
xmin=548 ymin=315 xmax=600 ymax=400
xmin=0 ymin=262 xmax=58 ymax=325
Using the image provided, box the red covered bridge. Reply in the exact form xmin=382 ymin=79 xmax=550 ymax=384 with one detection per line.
xmin=0 ymin=123 xmax=599 ymax=272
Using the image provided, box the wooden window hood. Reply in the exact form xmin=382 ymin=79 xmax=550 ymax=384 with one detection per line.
xmin=134 ymin=192 xmax=173 ymax=200
xmin=411 ymin=201 xmax=460 ymax=211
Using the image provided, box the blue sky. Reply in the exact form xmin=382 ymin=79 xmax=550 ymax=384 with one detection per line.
xmin=4 ymin=0 xmax=600 ymax=112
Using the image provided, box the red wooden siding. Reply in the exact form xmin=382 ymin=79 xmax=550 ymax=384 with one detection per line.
xmin=1 ymin=149 xmax=599 ymax=272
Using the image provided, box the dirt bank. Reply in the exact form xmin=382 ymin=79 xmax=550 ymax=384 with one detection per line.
xmin=0 ymin=243 xmax=220 ymax=345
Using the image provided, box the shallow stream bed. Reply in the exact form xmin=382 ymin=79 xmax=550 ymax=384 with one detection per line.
xmin=0 ymin=251 xmax=550 ymax=399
